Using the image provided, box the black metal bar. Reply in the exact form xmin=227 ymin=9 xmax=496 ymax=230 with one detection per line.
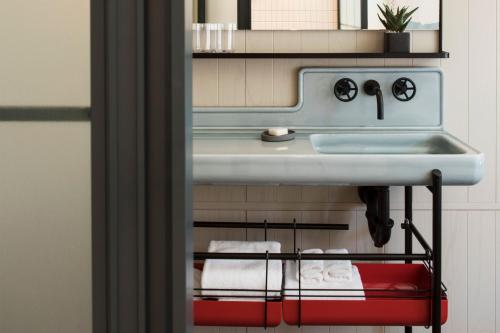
xmin=237 ymin=0 xmax=251 ymax=30
xmin=194 ymin=295 xmax=281 ymax=299
xmin=193 ymin=221 xmax=349 ymax=230
xmin=264 ymin=251 xmax=269 ymax=329
xmin=404 ymin=186 xmax=413 ymax=264
xmin=293 ymin=219 xmax=297 ymax=253
xmin=298 ymin=250 xmax=302 ymax=328
xmin=196 ymin=288 xmax=281 ymax=292
xmin=194 ymin=252 xmax=431 ymax=261
xmin=264 ymin=219 xmax=268 ymax=241
xmin=402 ymin=222 xmax=433 ymax=255
xmin=194 ymin=294 xmax=430 ymax=300
xmin=360 ymin=0 xmax=368 ymax=29
xmin=432 ymin=170 xmax=442 ymax=333
xmin=197 ymin=0 xmax=205 ymax=23
xmin=195 ymin=287 xmax=430 ymax=293
xmin=404 ymin=186 xmax=413 ymax=333
xmin=192 ymin=52 xmax=451 ymax=59
xmin=245 ymin=220 xmax=248 ymax=241
xmin=439 ymin=0 xmax=443 ymax=52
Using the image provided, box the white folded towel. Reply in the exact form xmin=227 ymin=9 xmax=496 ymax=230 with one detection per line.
xmin=296 ymin=248 xmax=324 ymax=284
xmin=285 ymin=260 xmax=364 ymax=300
xmin=193 ymin=268 xmax=202 ymax=296
xmin=323 ymin=248 xmax=353 ymax=282
xmin=201 ymin=241 xmax=282 ymax=301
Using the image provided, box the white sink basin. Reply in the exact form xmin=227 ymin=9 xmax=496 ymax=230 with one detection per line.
xmin=310 ymin=133 xmax=466 ymax=155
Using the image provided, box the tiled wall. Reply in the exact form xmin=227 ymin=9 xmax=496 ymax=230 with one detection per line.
xmin=193 ymin=30 xmax=439 ymax=107
xmin=252 ymin=0 xmax=338 ymax=30
xmin=193 ymin=0 xmax=500 ymax=331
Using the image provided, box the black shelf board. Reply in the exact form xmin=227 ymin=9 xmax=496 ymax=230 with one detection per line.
xmin=193 ymin=51 xmax=450 ymax=59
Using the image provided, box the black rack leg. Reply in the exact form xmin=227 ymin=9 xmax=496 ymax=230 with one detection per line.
xmin=404 ymin=186 xmax=413 ymax=333
xmin=432 ymin=170 xmax=442 ymax=333
xmin=405 ymin=186 xmax=413 ymax=263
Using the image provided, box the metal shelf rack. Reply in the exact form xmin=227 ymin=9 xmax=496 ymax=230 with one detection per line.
xmin=193 ymin=169 xmax=445 ymax=332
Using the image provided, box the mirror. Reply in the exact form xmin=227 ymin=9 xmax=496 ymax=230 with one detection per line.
xmin=193 ymin=0 xmax=439 ymax=31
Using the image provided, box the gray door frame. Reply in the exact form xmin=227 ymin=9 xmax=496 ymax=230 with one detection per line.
xmin=91 ymin=0 xmax=192 ymax=332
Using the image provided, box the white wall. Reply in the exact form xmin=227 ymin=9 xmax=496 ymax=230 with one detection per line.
xmin=0 ymin=1 xmax=90 ymax=106
xmin=0 ymin=1 xmax=91 ymax=333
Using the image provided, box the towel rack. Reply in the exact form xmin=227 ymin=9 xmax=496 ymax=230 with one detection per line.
xmin=194 ymin=219 xmax=349 ymax=246
xmin=194 ymin=221 xmax=349 ymax=230
xmin=193 ymin=170 xmax=445 ymax=332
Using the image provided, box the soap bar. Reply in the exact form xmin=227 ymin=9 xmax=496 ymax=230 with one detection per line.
xmin=268 ymin=127 xmax=288 ymax=136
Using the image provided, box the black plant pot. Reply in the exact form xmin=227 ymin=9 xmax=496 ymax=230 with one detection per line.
xmin=384 ymin=32 xmax=410 ymax=53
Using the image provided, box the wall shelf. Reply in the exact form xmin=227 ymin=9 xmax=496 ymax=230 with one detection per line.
xmin=193 ymin=51 xmax=450 ymax=59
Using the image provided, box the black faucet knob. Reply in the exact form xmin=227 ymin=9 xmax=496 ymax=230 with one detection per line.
xmin=333 ymin=78 xmax=358 ymax=102
xmin=392 ymin=77 xmax=416 ymax=102
xmin=364 ymin=80 xmax=384 ymax=120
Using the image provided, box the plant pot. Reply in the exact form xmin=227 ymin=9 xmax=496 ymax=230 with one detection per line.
xmin=384 ymin=32 xmax=410 ymax=53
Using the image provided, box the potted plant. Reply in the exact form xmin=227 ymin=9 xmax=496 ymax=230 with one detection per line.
xmin=377 ymin=4 xmax=418 ymax=53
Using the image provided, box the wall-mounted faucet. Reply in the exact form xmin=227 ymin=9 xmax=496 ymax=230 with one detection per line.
xmin=364 ymin=80 xmax=384 ymax=120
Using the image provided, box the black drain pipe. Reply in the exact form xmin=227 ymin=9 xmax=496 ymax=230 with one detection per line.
xmin=358 ymin=186 xmax=395 ymax=247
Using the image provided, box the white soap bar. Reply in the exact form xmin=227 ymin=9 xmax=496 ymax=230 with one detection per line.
xmin=268 ymin=127 xmax=288 ymax=136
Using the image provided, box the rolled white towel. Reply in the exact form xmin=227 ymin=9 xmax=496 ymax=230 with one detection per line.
xmin=323 ymin=248 xmax=353 ymax=282
xmin=201 ymin=241 xmax=282 ymax=300
xmin=296 ymin=248 xmax=324 ymax=284
xmin=285 ymin=260 xmax=364 ymax=300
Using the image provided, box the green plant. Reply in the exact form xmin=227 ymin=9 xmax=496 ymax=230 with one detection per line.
xmin=377 ymin=4 xmax=418 ymax=33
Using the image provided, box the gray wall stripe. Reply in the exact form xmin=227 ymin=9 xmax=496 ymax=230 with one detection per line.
xmin=0 ymin=107 xmax=90 ymax=121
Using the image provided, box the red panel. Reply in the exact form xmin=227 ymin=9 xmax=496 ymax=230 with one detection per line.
xmin=283 ymin=264 xmax=448 ymax=326
xmin=193 ymin=263 xmax=448 ymax=327
xmin=194 ymin=300 xmax=282 ymax=327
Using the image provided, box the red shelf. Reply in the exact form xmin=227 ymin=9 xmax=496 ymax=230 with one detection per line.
xmin=283 ymin=264 xmax=448 ymax=326
xmin=194 ymin=299 xmax=283 ymax=327
xmin=193 ymin=263 xmax=447 ymax=327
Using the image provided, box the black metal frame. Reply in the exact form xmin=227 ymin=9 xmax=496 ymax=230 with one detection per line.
xmin=91 ymin=0 xmax=192 ymax=332
xmin=193 ymin=52 xmax=450 ymax=59
xmin=360 ymin=0 xmax=368 ymax=29
xmin=193 ymin=170 xmax=444 ymax=332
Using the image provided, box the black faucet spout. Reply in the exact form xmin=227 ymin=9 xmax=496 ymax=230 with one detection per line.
xmin=375 ymin=88 xmax=384 ymax=120
xmin=364 ymin=80 xmax=384 ymax=120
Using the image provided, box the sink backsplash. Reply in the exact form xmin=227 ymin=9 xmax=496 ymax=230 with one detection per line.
xmin=194 ymin=67 xmax=442 ymax=129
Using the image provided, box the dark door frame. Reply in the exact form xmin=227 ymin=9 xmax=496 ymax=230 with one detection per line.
xmin=91 ymin=0 xmax=192 ymax=332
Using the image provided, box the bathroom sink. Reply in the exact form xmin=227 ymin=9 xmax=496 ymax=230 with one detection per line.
xmin=193 ymin=68 xmax=484 ymax=186
xmin=310 ymin=133 xmax=466 ymax=155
